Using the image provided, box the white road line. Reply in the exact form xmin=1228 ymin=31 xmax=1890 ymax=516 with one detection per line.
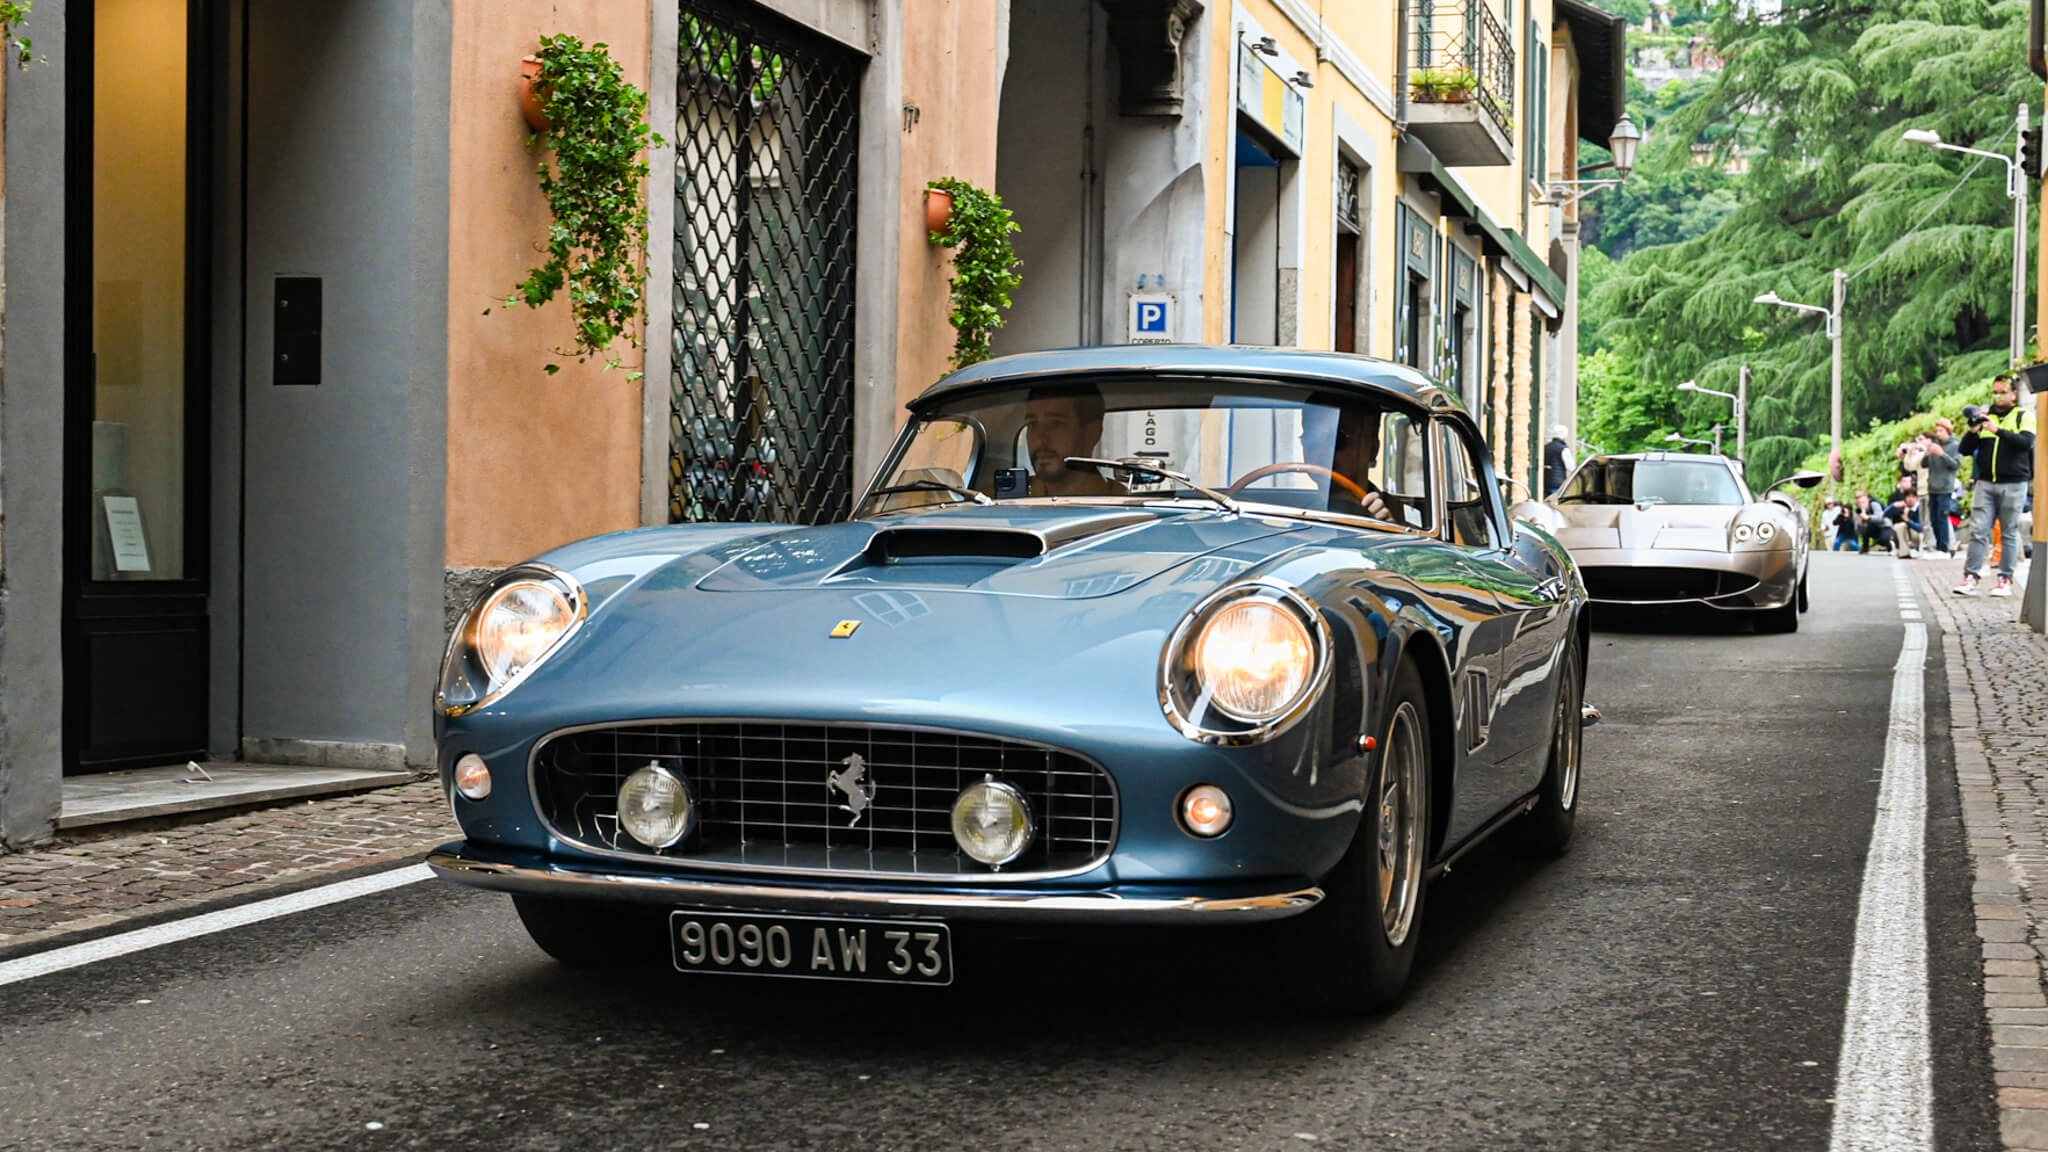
xmin=0 ymin=863 xmax=433 ymax=987
xmin=1829 ymin=621 xmax=1931 ymax=1152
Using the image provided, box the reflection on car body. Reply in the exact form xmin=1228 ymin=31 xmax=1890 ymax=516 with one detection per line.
xmin=428 ymin=345 xmax=1595 ymax=1013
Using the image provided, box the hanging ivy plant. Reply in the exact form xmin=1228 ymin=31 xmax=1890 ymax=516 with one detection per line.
xmin=2 ymin=2 xmax=36 ymax=68
xmin=506 ymin=34 xmax=665 ymax=376
xmin=927 ymin=178 xmax=1022 ymax=370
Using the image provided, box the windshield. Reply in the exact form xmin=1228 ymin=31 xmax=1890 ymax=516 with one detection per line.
xmin=861 ymin=378 xmax=1435 ymax=531
xmin=1557 ymin=458 xmax=1748 ymax=506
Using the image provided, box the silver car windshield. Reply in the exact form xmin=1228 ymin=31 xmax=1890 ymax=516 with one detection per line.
xmin=1557 ymin=459 xmax=1747 ymax=506
xmin=860 ymin=378 xmax=1435 ymax=532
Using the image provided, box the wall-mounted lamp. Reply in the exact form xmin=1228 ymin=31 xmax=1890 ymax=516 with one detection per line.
xmin=1292 ymin=71 xmax=1315 ymax=88
xmin=1542 ymin=114 xmax=1643 ymax=207
xmin=1253 ymin=35 xmax=1279 ymax=56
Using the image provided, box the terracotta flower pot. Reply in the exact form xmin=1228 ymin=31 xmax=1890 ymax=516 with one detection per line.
xmin=924 ymin=188 xmax=954 ymax=239
xmin=518 ymin=55 xmax=551 ymax=133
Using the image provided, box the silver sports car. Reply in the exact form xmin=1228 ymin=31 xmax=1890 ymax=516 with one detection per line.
xmin=1513 ymin=453 xmax=1823 ymax=632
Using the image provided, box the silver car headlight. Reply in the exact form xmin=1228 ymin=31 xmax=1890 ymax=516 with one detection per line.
xmin=1161 ymin=582 xmax=1331 ymax=743
xmin=1731 ymin=519 xmax=1782 ymax=548
xmin=439 ymin=564 xmax=587 ymax=716
xmin=1732 ymin=523 xmax=1755 ymax=544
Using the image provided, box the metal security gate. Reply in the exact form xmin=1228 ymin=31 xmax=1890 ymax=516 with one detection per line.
xmin=670 ymin=0 xmax=860 ymax=524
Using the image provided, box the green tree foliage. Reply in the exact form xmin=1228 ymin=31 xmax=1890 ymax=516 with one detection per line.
xmin=1587 ymin=0 xmax=2035 ymax=487
xmin=2 ymin=1 xmax=34 ymax=67
xmin=1578 ymin=346 xmax=1680 ymax=454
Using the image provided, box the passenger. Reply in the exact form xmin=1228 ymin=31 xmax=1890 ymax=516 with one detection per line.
xmin=1022 ymin=389 xmax=1129 ymax=497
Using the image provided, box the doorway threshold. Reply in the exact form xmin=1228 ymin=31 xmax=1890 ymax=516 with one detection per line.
xmin=58 ymin=763 xmax=418 ymax=830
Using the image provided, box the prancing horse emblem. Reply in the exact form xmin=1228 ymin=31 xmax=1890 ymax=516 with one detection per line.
xmin=826 ymin=753 xmax=877 ymax=826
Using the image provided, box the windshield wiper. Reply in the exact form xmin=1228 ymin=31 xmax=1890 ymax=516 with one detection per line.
xmin=865 ymin=480 xmax=993 ymax=506
xmin=1064 ymin=457 xmax=1239 ymax=514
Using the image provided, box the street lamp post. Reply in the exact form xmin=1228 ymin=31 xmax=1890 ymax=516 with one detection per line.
xmin=1755 ymin=271 xmax=1846 ymax=477
xmin=1903 ymin=105 xmax=2032 ymax=370
xmin=1664 ymin=430 xmax=1719 ymax=451
xmin=1678 ymin=378 xmax=1745 ymax=462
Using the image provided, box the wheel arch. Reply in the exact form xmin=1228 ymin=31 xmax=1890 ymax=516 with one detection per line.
xmin=1391 ymin=626 xmax=1457 ymax=864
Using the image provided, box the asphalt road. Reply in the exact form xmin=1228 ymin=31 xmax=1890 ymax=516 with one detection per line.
xmin=0 ymin=553 xmax=1995 ymax=1151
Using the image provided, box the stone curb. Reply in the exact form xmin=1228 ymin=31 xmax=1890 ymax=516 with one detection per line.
xmin=1912 ymin=555 xmax=2048 ymax=1152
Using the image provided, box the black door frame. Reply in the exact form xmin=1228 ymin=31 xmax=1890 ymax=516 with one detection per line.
xmin=62 ymin=0 xmax=217 ymax=774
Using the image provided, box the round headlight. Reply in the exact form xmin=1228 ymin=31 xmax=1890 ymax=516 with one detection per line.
xmin=1180 ymin=784 xmax=1234 ymax=838
xmin=475 ymin=580 xmax=576 ymax=683
xmin=1732 ymin=523 xmax=1755 ymax=543
xmin=1756 ymin=521 xmax=1777 ymax=542
xmin=618 ymin=763 xmax=694 ymax=849
xmin=951 ymin=778 xmax=1033 ymax=867
xmin=453 ymin=753 xmax=492 ymax=801
xmin=1192 ymin=599 xmax=1315 ymax=722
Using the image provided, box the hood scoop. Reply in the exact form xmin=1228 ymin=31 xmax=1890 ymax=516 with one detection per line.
xmin=863 ymin=527 xmax=1046 ymax=564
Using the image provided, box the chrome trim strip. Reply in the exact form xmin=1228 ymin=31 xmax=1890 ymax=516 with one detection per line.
xmin=526 ymin=717 xmax=1121 ymax=884
xmin=428 ymin=850 xmax=1322 ymax=924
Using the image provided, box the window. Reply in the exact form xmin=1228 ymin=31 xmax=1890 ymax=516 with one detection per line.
xmin=1439 ymin=422 xmax=1501 ymax=549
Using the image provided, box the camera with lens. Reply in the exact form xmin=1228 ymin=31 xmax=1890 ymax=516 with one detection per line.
xmin=1963 ymin=404 xmax=1990 ymax=428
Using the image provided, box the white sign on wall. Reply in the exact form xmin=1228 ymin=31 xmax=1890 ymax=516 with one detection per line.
xmin=1128 ymin=292 xmax=1176 ymax=343
xmin=102 ymin=495 xmax=152 ymax=573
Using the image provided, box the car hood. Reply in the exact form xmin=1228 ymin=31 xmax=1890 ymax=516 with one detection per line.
xmin=691 ymin=505 xmax=1300 ymax=598
xmin=1552 ymin=502 xmax=1742 ymax=552
xmin=500 ymin=506 xmax=1320 ymax=732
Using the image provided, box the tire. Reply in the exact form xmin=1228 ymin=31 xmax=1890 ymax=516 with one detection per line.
xmin=1296 ymin=659 xmax=1433 ymax=1015
xmin=1517 ymin=639 xmax=1582 ymax=856
xmin=1756 ymin=594 xmax=1799 ymax=633
xmin=1796 ymin=572 xmax=1810 ymax=613
xmin=512 ymin=895 xmax=663 ymax=968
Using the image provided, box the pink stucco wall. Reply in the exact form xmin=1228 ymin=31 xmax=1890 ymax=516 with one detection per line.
xmin=446 ymin=1 xmax=651 ymax=567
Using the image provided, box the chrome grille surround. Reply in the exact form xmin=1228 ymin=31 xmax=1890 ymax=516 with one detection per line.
xmin=530 ymin=721 xmax=1119 ymax=882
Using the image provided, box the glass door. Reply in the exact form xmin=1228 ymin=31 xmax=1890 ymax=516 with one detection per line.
xmin=64 ymin=0 xmax=212 ymax=773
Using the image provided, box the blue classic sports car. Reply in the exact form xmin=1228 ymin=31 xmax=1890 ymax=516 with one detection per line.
xmin=429 ymin=346 xmax=1593 ymax=1011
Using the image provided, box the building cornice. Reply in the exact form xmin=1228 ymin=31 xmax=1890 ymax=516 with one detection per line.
xmin=1266 ymin=0 xmax=1398 ymax=122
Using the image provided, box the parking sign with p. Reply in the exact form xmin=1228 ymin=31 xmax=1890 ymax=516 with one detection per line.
xmin=1128 ymin=293 xmax=1174 ymax=343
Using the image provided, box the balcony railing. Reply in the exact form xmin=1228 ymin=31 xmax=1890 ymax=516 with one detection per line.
xmin=1408 ymin=0 xmax=1515 ymax=144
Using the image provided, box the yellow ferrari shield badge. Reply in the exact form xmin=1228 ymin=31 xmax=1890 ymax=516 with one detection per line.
xmin=830 ymin=620 xmax=862 ymax=639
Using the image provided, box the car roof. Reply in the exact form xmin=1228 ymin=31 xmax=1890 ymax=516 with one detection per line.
xmin=910 ymin=344 xmax=1463 ymax=415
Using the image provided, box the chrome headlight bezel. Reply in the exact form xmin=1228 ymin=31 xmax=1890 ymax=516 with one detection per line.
xmin=1160 ymin=581 xmax=1332 ymax=745
xmin=438 ymin=563 xmax=588 ymax=718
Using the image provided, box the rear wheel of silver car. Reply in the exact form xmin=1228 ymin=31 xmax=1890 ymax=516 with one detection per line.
xmin=1301 ymin=660 xmax=1431 ymax=1014
xmin=512 ymin=895 xmax=660 ymax=968
xmin=1518 ymin=639 xmax=1582 ymax=856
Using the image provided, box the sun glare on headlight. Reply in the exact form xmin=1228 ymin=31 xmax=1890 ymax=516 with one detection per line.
xmin=475 ymin=581 xmax=576 ymax=683
xmin=1193 ymin=599 xmax=1314 ymax=722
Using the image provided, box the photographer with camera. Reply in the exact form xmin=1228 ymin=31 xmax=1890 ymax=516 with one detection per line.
xmin=1952 ymin=372 xmax=2035 ymax=597
xmin=1922 ymin=420 xmax=1962 ymax=557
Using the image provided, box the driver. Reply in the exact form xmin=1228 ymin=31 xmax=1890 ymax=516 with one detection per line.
xmin=1330 ymin=405 xmax=1396 ymax=521
xmin=1022 ymin=389 xmax=1129 ymax=496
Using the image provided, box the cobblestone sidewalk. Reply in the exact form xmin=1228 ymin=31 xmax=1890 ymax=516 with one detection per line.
xmin=0 ymin=780 xmax=456 ymax=955
xmin=1912 ymin=553 xmax=2048 ymax=1152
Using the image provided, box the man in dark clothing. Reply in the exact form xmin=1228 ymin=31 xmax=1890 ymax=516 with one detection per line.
xmin=1542 ymin=426 xmax=1572 ymax=496
xmin=1922 ymin=422 xmax=1962 ymax=555
xmin=1953 ymin=373 xmax=2035 ymax=597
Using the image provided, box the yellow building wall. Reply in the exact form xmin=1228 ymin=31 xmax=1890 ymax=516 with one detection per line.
xmin=897 ymin=0 xmax=1004 ymax=407
xmin=445 ymin=0 xmax=652 ymax=568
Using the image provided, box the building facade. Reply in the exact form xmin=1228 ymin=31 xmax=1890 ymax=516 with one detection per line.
xmin=0 ymin=0 xmax=1618 ymax=845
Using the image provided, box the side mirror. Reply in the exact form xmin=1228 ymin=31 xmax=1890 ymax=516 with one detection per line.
xmin=1500 ymin=477 xmax=1534 ymax=505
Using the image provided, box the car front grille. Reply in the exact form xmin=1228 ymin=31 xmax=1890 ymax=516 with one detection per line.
xmin=532 ymin=722 xmax=1117 ymax=879
xmin=1580 ymin=566 xmax=1757 ymax=603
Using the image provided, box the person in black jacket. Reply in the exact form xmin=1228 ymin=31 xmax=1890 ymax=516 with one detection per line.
xmin=1953 ymin=373 xmax=2035 ymax=597
xmin=1542 ymin=427 xmax=1572 ymax=496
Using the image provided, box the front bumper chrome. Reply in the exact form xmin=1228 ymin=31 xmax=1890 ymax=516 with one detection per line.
xmin=428 ymin=843 xmax=1322 ymax=924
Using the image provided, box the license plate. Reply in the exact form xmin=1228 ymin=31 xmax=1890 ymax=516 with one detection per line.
xmin=669 ymin=910 xmax=953 ymax=985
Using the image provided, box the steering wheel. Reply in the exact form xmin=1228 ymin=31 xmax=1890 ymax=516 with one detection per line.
xmin=1222 ymin=462 xmax=1370 ymax=503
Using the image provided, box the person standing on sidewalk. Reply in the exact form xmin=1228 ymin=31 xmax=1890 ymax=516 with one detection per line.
xmin=1953 ymin=373 xmax=2035 ymax=597
xmin=1922 ymin=421 xmax=1962 ymax=557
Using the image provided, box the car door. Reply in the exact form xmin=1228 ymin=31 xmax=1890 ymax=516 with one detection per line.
xmin=1436 ymin=420 xmax=1562 ymax=826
